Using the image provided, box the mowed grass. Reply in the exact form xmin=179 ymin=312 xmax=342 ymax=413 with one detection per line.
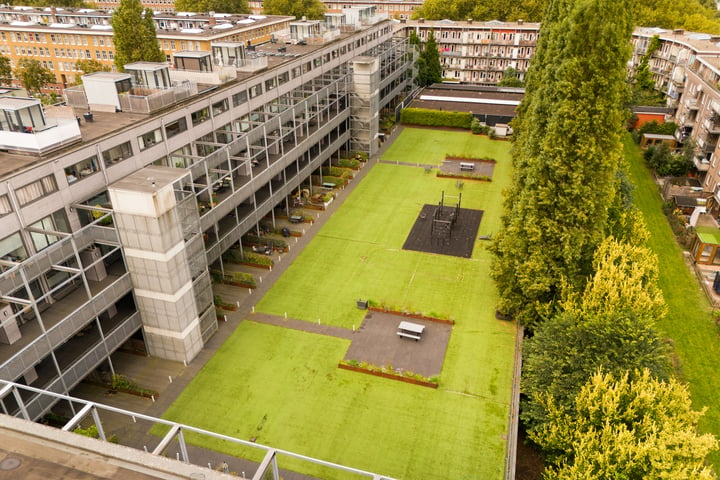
xmin=380 ymin=126 xmax=511 ymax=165
xmin=162 ymin=129 xmax=517 ymax=479
xmin=624 ymin=136 xmax=720 ymax=469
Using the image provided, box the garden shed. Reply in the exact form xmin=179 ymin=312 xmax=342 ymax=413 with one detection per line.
xmin=691 ymin=225 xmax=720 ymax=264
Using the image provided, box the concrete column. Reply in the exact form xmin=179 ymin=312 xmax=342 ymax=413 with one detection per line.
xmin=349 ymin=56 xmax=380 ymax=156
xmin=108 ymin=167 xmax=211 ymax=363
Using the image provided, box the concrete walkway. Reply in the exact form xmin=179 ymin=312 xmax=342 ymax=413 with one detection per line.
xmin=66 ymin=130 xmax=407 ymax=477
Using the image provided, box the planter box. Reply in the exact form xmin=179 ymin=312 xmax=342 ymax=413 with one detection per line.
xmin=367 ymin=306 xmax=454 ymax=325
xmin=338 ymin=363 xmax=438 ymax=389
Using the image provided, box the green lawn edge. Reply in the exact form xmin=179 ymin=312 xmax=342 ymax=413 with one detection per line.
xmin=625 ymin=135 xmax=720 ymax=468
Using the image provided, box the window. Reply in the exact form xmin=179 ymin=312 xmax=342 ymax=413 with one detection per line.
xmin=191 ymin=107 xmax=210 ymax=126
xmin=29 ymin=210 xmax=70 ymax=252
xmin=15 ymin=175 xmax=58 ymax=206
xmin=0 ymin=195 xmax=12 ymax=217
xmin=64 ymin=156 xmax=99 ymax=184
xmin=278 ymin=71 xmax=289 ymax=85
xmin=138 ymin=128 xmax=163 ymax=150
xmin=212 ymin=99 xmax=229 ymax=116
xmin=248 ymin=83 xmax=262 ymax=98
xmin=0 ymin=233 xmax=27 ymax=263
xmin=102 ymin=141 xmax=132 ymax=166
xmin=165 ymin=117 xmax=188 ymax=138
xmin=265 ymin=77 xmax=276 ymax=92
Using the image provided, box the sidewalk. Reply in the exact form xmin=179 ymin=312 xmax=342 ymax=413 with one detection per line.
xmin=67 ymin=138 xmax=400 ymax=476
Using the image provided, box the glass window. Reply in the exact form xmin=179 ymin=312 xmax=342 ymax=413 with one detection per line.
xmin=15 ymin=175 xmax=58 ymax=206
xmin=64 ymin=155 xmax=99 ymax=184
xmin=191 ymin=107 xmax=210 ymax=126
xmin=29 ymin=210 xmax=70 ymax=252
xmin=138 ymin=128 xmax=163 ymax=150
xmin=248 ymin=83 xmax=262 ymax=98
xmin=102 ymin=141 xmax=132 ymax=166
xmin=165 ymin=117 xmax=188 ymax=138
xmin=0 ymin=195 xmax=11 ymax=216
xmin=212 ymin=99 xmax=229 ymax=116
xmin=232 ymin=90 xmax=247 ymax=106
xmin=0 ymin=232 xmax=27 ymax=263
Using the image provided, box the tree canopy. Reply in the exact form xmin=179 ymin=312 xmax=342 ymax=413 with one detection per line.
xmin=174 ymin=0 xmax=249 ymax=14
xmin=111 ymin=0 xmax=165 ymax=71
xmin=415 ymin=29 xmax=442 ymax=86
xmin=411 ymin=0 xmax=720 ymax=34
xmin=15 ymin=59 xmax=55 ymax=94
xmin=0 ymin=56 xmax=12 ymax=86
xmin=497 ymin=67 xmax=523 ymax=87
xmin=74 ymin=59 xmax=110 ymax=84
xmin=489 ymin=0 xmax=634 ymax=328
xmin=263 ymin=0 xmax=325 ymax=20
xmin=532 ymin=370 xmax=718 ymax=479
xmin=521 ymin=311 xmax=671 ymax=432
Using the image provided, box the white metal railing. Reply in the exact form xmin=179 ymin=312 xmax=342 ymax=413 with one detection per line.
xmin=0 ymin=379 xmax=395 ymax=480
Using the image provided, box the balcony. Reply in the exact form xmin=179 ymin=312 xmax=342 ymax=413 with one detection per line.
xmin=694 ymin=156 xmax=711 ymax=172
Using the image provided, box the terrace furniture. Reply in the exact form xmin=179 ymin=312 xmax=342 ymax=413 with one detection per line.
xmin=459 ymin=162 xmax=475 ymax=171
xmin=397 ymin=321 xmax=424 ymax=341
xmin=322 ymin=182 xmax=335 ymax=189
xmin=289 ymin=215 xmax=303 ymax=223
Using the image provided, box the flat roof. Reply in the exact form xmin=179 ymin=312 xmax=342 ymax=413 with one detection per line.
xmin=697 ymin=225 xmax=720 ymax=244
xmin=0 ymin=21 xmax=384 ymax=181
xmin=409 ymin=85 xmax=524 ymax=117
xmin=0 ymin=97 xmax=39 ymax=110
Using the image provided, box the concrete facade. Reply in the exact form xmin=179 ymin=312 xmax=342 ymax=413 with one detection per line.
xmin=0 ymin=15 xmax=413 ymax=421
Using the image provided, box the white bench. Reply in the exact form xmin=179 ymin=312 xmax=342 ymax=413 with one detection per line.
xmin=459 ymin=162 xmax=475 ymax=171
xmin=397 ymin=331 xmax=421 ymax=341
xmin=397 ymin=321 xmax=425 ymax=341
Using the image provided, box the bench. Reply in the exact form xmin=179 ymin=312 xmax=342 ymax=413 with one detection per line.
xmin=459 ymin=162 xmax=475 ymax=171
xmin=289 ymin=215 xmax=303 ymax=223
xmin=397 ymin=320 xmax=425 ymax=341
xmin=322 ymin=182 xmax=335 ymax=189
xmin=397 ymin=331 xmax=421 ymax=341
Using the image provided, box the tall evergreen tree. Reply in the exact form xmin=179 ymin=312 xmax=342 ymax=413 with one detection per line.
xmin=111 ymin=0 xmax=165 ymax=71
xmin=416 ymin=29 xmax=442 ymax=86
xmin=489 ymin=0 xmax=634 ymax=328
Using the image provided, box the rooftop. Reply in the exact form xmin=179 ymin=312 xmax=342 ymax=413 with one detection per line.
xmin=0 ymin=24 xmax=364 ymax=181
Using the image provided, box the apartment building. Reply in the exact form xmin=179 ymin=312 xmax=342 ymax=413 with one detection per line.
xmin=0 ymin=6 xmax=293 ymax=89
xmin=398 ymin=19 xmax=541 ymax=85
xmin=0 ymin=12 xmax=413 ymax=421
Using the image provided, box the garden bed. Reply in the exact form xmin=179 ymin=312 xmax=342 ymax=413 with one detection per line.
xmin=368 ymin=306 xmax=454 ymax=325
xmin=338 ymin=361 xmax=438 ymax=389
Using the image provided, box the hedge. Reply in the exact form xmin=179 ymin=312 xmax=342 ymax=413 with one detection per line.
xmin=400 ymin=108 xmax=473 ymax=129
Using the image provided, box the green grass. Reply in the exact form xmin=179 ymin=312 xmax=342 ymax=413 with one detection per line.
xmin=161 ymin=129 xmax=517 ymax=479
xmin=624 ymin=136 xmax=720 ymax=469
xmin=162 ymin=321 xmax=513 ymax=479
xmin=381 ymin=127 xmax=510 ymax=165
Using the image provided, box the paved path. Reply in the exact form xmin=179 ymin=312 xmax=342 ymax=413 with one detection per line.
xmin=248 ymin=312 xmax=355 ymax=340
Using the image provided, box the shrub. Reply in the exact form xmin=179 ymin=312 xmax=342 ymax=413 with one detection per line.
xmin=243 ymin=234 xmax=288 ymax=249
xmin=400 ymin=108 xmax=473 ymax=129
xmin=232 ymin=271 xmax=256 ymax=287
xmin=338 ymin=158 xmax=360 ymax=168
xmin=240 ymin=250 xmax=274 ymax=266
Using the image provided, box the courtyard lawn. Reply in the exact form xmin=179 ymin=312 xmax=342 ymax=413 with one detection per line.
xmin=162 ymin=128 xmax=517 ymax=479
xmin=380 ymin=127 xmax=510 ymax=165
xmin=162 ymin=321 xmax=510 ymax=479
xmin=624 ymin=136 xmax=720 ymax=469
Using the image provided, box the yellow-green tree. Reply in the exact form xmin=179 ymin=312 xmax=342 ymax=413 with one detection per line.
xmin=533 ymin=369 xmax=718 ymax=479
xmin=563 ymin=236 xmax=667 ymax=323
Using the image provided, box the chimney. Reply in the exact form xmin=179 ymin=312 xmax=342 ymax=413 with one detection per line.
xmin=419 ymin=17 xmax=424 ymax=23
xmin=50 ymin=6 xmax=57 ymax=24
xmin=518 ymin=19 xmax=523 ymax=25
xmin=209 ymin=16 xmax=216 ymax=26
xmin=467 ymin=18 xmax=473 ymax=24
